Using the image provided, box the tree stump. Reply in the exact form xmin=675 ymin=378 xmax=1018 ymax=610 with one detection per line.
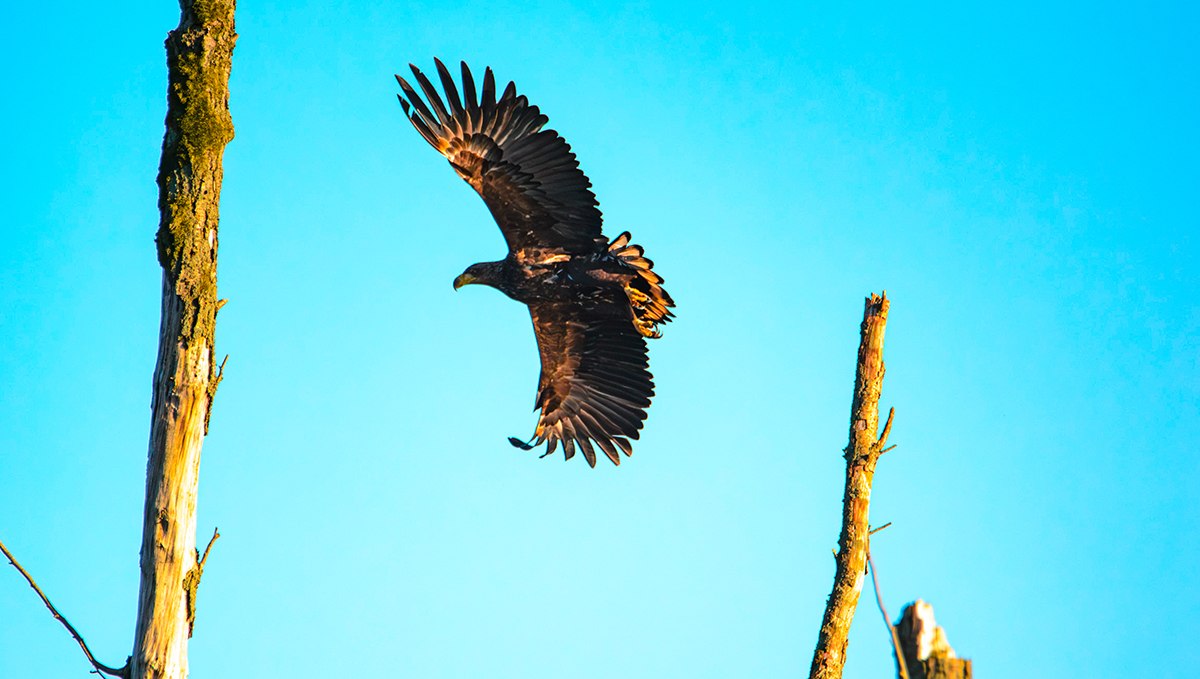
xmin=895 ymin=600 xmax=972 ymax=679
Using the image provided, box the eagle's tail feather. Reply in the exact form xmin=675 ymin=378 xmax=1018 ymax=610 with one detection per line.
xmin=608 ymin=232 xmax=675 ymax=338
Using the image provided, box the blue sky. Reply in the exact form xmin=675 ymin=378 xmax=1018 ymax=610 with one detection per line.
xmin=2 ymin=1 xmax=1197 ymax=677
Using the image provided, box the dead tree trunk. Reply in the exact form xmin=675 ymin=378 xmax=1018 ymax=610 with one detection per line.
xmin=896 ymin=601 xmax=972 ymax=679
xmin=131 ymin=2 xmax=236 ymax=678
xmin=809 ymin=292 xmax=895 ymax=679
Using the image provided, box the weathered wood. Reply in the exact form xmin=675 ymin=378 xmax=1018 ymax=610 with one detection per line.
xmin=896 ymin=600 xmax=972 ymax=679
xmin=810 ymin=292 xmax=893 ymax=679
xmin=130 ymin=1 xmax=236 ymax=678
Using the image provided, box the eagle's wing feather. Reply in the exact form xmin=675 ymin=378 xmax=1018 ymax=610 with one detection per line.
xmin=526 ymin=300 xmax=653 ymax=467
xmin=397 ymin=59 xmax=603 ymax=253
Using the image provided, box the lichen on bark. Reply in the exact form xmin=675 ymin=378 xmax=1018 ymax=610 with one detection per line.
xmin=154 ymin=5 xmax=235 ymax=348
xmin=132 ymin=2 xmax=236 ymax=678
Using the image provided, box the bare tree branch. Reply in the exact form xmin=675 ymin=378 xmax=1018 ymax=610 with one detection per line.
xmin=878 ymin=407 xmax=896 ymax=449
xmin=131 ymin=0 xmax=236 ymax=676
xmin=809 ymin=291 xmax=894 ymax=679
xmin=198 ymin=528 xmax=220 ymax=570
xmin=184 ymin=528 xmax=220 ymax=638
xmin=0 ymin=539 xmax=129 ymax=678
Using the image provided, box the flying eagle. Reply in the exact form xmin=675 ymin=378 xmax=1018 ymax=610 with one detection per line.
xmin=395 ymin=59 xmax=675 ymax=467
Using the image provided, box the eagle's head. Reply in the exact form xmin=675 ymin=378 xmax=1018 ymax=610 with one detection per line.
xmin=453 ymin=261 xmax=504 ymax=291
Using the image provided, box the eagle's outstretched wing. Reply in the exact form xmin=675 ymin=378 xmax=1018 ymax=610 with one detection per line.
xmin=396 ymin=59 xmax=603 ymax=254
xmin=523 ymin=299 xmax=654 ymax=467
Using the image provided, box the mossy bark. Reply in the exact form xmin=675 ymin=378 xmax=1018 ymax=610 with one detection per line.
xmin=132 ymin=2 xmax=235 ymax=678
xmin=810 ymin=293 xmax=893 ymax=679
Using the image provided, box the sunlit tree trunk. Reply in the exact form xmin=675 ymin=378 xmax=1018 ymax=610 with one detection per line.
xmin=809 ymin=292 xmax=894 ymax=679
xmin=131 ymin=1 xmax=236 ymax=677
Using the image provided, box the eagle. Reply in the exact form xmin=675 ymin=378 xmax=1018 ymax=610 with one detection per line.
xmin=395 ymin=59 xmax=675 ymax=467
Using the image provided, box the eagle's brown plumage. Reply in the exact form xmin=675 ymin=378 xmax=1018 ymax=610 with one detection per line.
xmin=396 ymin=59 xmax=674 ymax=467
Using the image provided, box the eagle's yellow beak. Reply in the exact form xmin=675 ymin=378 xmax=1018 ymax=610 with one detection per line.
xmin=453 ymin=272 xmax=477 ymax=290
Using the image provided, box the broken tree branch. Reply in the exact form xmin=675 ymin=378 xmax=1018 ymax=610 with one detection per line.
xmin=205 ymin=355 xmax=229 ymax=435
xmin=198 ymin=528 xmax=220 ymax=570
xmin=131 ymin=1 xmax=236 ymax=677
xmin=878 ymin=407 xmax=895 ymax=449
xmin=183 ymin=528 xmax=220 ymax=638
xmin=896 ymin=601 xmax=973 ymax=679
xmin=0 ymin=538 xmax=129 ymax=678
xmin=809 ymin=291 xmax=894 ymax=679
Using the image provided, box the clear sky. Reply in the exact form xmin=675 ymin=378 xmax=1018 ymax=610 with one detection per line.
xmin=2 ymin=1 xmax=1197 ymax=677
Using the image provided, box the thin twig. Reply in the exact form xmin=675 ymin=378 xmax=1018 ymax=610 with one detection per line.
xmin=185 ymin=527 xmax=220 ymax=638
xmin=204 ymin=354 xmax=229 ymax=435
xmin=869 ymin=522 xmax=893 ymax=536
xmin=877 ymin=407 xmax=895 ymax=449
xmin=0 ymin=538 xmax=128 ymax=678
xmin=199 ymin=527 xmax=220 ymax=569
xmin=867 ymin=546 xmax=909 ymax=679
